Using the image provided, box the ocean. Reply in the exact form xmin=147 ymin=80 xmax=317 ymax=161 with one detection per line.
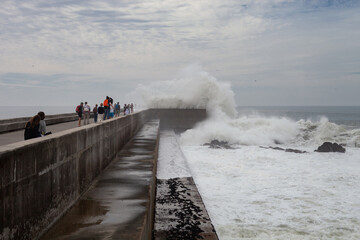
xmin=237 ymin=106 xmax=360 ymax=129
xmin=143 ymin=71 xmax=360 ymax=239
xmin=178 ymin=105 xmax=360 ymax=240
xmin=0 ymin=106 xmax=75 ymax=120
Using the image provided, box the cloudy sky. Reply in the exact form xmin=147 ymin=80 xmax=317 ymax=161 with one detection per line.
xmin=0 ymin=0 xmax=359 ymax=106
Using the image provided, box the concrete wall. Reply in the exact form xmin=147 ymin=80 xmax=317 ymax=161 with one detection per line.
xmin=0 ymin=113 xmax=80 ymax=134
xmin=0 ymin=110 xmax=151 ymax=240
xmin=150 ymin=109 xmax=207 ymax=131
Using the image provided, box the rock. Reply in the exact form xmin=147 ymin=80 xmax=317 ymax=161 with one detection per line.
xmin=315 ymin=142 xmax=345 ymax=153
xmin=260 ymin=146 xmax=307 ymax=154
xmin=203 ymin=140 xmax=234 ymax=149
xmin=285 ymin=148 xmax=307 ymax=154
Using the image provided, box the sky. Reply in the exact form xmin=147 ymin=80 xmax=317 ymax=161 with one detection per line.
xmin=0 ymin=0 xmax=359 ymax=106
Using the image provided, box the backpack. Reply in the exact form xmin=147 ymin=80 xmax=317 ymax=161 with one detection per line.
xmin=76 ymin=105 xmax=81 ymax=113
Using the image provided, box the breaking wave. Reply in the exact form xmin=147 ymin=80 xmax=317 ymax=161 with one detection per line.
xmin=181 ymin=111 xmax=360 ymax=148
xmin=130 ymin=65 xmax=360 ymax=148
xmin=128 ymin=64 xmax=237 ymax=118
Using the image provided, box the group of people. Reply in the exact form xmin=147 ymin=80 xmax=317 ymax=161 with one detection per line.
xmin=23 ymin=96 xmax=135 ymax=140
xmin=76 ymin=96 xmax=134 ymax=127
xmin=24 ymin=111 xmax=51 ymax=140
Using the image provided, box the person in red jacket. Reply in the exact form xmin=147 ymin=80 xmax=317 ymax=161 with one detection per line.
xmin=76 ymin=102 xmax=83 ymax=127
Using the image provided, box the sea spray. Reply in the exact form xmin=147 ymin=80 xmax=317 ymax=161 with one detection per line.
xmin=131 ymin=67 xmax=360 ymax=239
xmin=127 ymin=64 xmax=237 ymax=118
xmin=129 ymin=66 xmax=360 ymax=147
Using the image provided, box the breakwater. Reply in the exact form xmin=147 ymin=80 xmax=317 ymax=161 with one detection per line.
xmin=0 ymin=109 xmax=207 ymax=240
xmin=0 ymin=113 xmax=80 ymax=134
xmin=41 ymin=120 xmax=160 ymax=240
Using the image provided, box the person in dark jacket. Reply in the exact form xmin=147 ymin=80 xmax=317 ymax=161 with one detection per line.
xmin=24 ymin=115 xmax=41 ymax=140
xmin=93 ymin=104 xmax=98 ymax=123
xmin=97 ymin=103 xmax=105 ymax=122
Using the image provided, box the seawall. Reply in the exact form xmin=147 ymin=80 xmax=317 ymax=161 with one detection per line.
xmin=0 ymin=111 xmax=151 ymax=240
xmin=0 ymin=109 xmax=207 ymax=240
xmin=0 ymin=113 xmax=80 ymax=134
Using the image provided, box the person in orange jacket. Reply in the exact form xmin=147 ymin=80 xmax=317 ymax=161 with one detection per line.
xmin=103 ymin=96 xmax=109 ymax=120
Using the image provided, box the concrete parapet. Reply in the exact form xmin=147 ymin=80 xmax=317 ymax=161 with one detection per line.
xmin=0 ymin=111 xmax=151 ymax=240
xmin=149 ymin=108 xmax=207 ymax=131
xmin=0 ymin=113 xmax=80 ymax=134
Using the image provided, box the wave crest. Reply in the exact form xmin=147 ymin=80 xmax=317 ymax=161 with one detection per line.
xmin=129 ymin=65 xmax=360 ymax=148
xmin=129 ymin=65 xmax=237 ymax=118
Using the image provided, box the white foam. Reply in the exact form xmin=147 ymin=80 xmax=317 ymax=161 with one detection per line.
xmin=132 ymin=66 xmax=360 ymax=239
xmin=127 ymin=64 xmax=237 ymax=118
xmin=129 ymin=65 xmax=360 ymax=148
xmin=157 ymin=130 xmax=191 ymax=179
xmin=181 ymin=115 xmax=301 ymax=146
xmin=181 ymin=114 xmax=360 ymax=148
xmin=182 ymin=145 xmax=360 ymax=240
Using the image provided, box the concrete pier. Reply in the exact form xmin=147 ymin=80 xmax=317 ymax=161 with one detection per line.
xmin=40 ymin=120 xmax=160 ymax=240
xmin=0 ymin=111 xmax=151 ymax=240
xmin=0 ymin=109 xmax=212 ymax=240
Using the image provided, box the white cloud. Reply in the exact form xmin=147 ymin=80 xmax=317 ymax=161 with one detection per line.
xmin=0 ymin=0 xmax=359 ymax=106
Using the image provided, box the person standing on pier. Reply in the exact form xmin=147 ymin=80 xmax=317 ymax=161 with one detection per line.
xmin=125 ymin=104 xmax=130 ymax=115
xmin=103 ymin=96 xmax=109 ymax=120
xmin=93 ymin=104 xmax=98 ymax=123
xmin=83 ymin=102 xmax=91 ymax=125
xmin=123 ymin=104 xmax=127 ymax=115
xmin=98 ymin=103 xmax=104 ymax=122
xmin=76 ymin=102 xmax=83 ymax=127
xmin=115 ymin=102 xmax=120 ymax=117
xmin=109 ymin=103 xmax=115 ymax=119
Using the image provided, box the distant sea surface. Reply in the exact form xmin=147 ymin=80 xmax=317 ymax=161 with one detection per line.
xmin=0 ymin=106 xmax=75 ymax=120
xmin=181 ymin=105 xmax=360 ymax=239
xmin=1 ymin=106 xmax=360 ymax=126
xmin=237 ymin=105 xmax=360 ymax=128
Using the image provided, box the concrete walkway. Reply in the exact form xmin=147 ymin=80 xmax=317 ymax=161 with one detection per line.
xmin=40 ymin=120 xmax=159 ymax=240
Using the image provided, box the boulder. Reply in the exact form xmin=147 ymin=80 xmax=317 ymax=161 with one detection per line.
xmin=204 ymin=140 xmax=234 ymax=149
xmin=260 ymin=146 xmax=307 ymax=154
xmin=285 ymin=148 xmax=307 ymax=154
xmin=315 ymin=142 xmax=345 ymax=153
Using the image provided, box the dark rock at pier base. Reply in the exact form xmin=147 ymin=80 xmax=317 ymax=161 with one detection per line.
xmin=154 ymin=177 xmax=218 ymax=240
xmin=315 ymin=142 xmax=346 ymax=153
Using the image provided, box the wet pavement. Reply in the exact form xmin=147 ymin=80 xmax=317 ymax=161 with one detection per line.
xmin=40 ymin=120 xmax=159 ymax=240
